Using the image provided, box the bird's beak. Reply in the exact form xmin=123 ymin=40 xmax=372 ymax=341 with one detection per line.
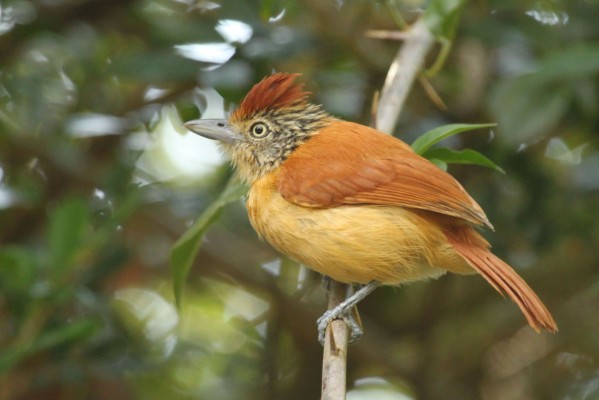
xmin=184 ymin=119 xmax=239 ymax=144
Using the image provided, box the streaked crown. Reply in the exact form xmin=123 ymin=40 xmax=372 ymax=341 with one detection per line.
xmin=222 ymin=73 xmax=332 ymax=183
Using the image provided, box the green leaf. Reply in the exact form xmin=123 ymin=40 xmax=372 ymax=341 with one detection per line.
xmin=489 ymin=45 xmax=599 ymax=144
xmin=422 ymin=0 xmax=467 ymax=40
xmin=490 ymin=81 xmax=573 ymax=145
xmin=0 ymin=318 xmax=98 ymax=371
xmin=411 ymin=123 xmax=497 ymax=155
xmin=422 ymin=148 xmax=505 ymax=173
xmin=529 ymin=44 xmax=599 ymax=82
xmin=48 ymin=197 xmax=89 ymax=275
xmin=0 ymin=246 xmax=36 ymax=295
xmin=420 ymin=0 xmax=468 ymax=76
xmin=171 ymin=176 xmax=248 ymax=308
xmin=260 ymin=0 xmax=276 ymax=21
xmin=429 ymin=158 xmax=448 ymax=171
xmin=109 ymin=51 xmax=201 ymax=83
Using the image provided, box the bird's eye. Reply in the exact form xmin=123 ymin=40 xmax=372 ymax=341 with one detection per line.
xmin=249 ymin=122 xmax=269 ymax=139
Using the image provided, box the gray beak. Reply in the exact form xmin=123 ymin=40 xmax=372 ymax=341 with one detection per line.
xmin=184 ymin=119 xmax=239 ymax=144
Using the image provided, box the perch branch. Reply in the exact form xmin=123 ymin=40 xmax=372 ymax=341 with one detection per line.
xmin=321 ymin=281 xmax=350 ymax=400
xmin=320 ymin=16 xmax=437 ymax=400
xmin=376 ymin=19 xmax=436 ymax=134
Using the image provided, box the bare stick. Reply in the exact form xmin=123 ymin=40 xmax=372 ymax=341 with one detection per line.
xmin=376 ymin=19 xmax=436 ymax=134
xmin=320 ymin=16 xmax=437 ymax=400
xmin=321 ymin=280 xmax=349 ymax=400
xmin=365 ymin=30 xmax=410 ymax=40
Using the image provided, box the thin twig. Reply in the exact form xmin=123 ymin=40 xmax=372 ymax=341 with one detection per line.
xmin=320 ymin=16 xmax=437 ymax=400
xmin=376 ymin=19 xmax=436 ymax=134
xmin=321 ymin=281 xmax=349 ymax=400
xmin=418 ymin=75 xmax=448 ymax=111
xmin=365 ymin=30 xmax=410 ymax=40
xmin=370 ymin=90 xmax=380 ymax=127
xmin=321 ymin=79 xmax=380 ymax=400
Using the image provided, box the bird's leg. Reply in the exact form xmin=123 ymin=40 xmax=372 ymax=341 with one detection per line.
xmin=318 ymin=280 xmax=381 ymax=344
xmin=321 ymin=275 xmax=332 ymax=293
xmin=321 ymin=276 xmax=363 ymax=342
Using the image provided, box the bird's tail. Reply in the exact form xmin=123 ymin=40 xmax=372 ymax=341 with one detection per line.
xmin=447 ymin=230 xmax=557 ymax=333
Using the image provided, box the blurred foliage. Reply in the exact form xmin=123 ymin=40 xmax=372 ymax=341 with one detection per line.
xmin=1 ymin=0 xmax=598 ymax=400
xmin=171 ymin=175 xmax=247 ymax=308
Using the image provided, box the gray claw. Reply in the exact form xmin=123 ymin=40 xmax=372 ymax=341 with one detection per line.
xmin=317 ymin=280 xmax=381 ymax=345
xmin=317 ymin=310 xmax=334 ymax=344
xmin=317 ymin=309 xmax=363 ymax=345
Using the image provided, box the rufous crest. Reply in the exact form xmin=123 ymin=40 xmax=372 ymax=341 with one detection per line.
xmin=230 ymin=73 xmax=310 ymax=122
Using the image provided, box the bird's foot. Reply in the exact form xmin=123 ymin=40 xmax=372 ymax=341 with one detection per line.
xmin=317 ymin=306 xmax=363 ymax=345
xmin=317 ymin=280 xmax=381 ymax=345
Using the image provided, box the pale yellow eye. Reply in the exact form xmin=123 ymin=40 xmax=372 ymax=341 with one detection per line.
xmin=249 ymin=122 xmax=269 ymax=138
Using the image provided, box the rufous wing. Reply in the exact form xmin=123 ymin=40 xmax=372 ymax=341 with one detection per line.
xmin=277 ymin=120 xmax=556 ymax=332
xmin=278 ymin=121 xmax=493 ymax=229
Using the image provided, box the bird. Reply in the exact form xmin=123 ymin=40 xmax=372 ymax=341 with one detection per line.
xmin=184 ymin=72 xmax=557 ymax=342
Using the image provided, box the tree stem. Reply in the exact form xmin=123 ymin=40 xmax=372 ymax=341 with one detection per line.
xmin=376 ymin=19 xmax=436 ymax=134
xmin=321 ymin=280 xmax=350 ymax=400
xmin=320 ymin=16 xmax=436 ymax=400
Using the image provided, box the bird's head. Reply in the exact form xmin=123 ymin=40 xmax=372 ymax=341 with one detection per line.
xmin=185 ymin=73 xmax=332 ymax=183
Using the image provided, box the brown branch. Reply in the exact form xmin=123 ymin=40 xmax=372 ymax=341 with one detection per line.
xmin=365 ymin=30 xmax=410 ymax=40
xmin=319 ymin=16 xmax=437 ymax=400
xmin=376 ymin=19 xmax=436 ymax=134
xmin=321 ymin=281 xmax=349 ymax=400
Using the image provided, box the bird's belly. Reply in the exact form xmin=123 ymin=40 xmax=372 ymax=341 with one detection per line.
xmin=247 ymin=188 xmax=465 ymax=284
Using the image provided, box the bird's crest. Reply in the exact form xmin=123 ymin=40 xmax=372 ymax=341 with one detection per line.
xmin=231 ymin=73 xmax=310 ymax=121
